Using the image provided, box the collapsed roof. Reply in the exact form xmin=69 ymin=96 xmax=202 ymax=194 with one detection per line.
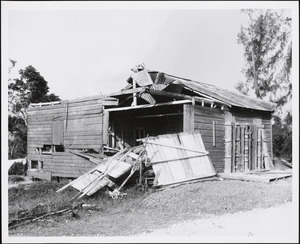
xmin=108 ymin=64 xmax=276 ymax=112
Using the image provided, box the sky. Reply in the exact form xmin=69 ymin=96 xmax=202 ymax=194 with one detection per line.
xmin=2 ymin=2 xmax=297 ymax=102
xmin=5 ymin=4 xmax=253 ymax=100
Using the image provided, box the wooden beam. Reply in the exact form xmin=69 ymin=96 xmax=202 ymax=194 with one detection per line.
xmin=142 ymin=140 xmax=208 ymax=154
xmin=107 ymin=87 xmax=146 ymax=97
xmin=183 ymin=86 xmax=232 ymax=107
xmin=151 ymin=154 xmax=209 ymax=165
xmin=148 ymin=89 xmax=193 ymax=100
xmin=132 ymin=77 xmax=137 ymax=106
xmin=148 ymin=89 xmax=219 ymax=106
xmin=30 ymin=101 xmax=61 ymax=107
xmin=104 ymin=100 xmax=192 ymax=112
xmin=102 ymin=99 xmax=119 ymax=106
xmin=134 ymin=112 xmax=183 ymax=119
xmin=102 ymin=110 xmax=109 ymax=145
xmin=183 ymin=104 xmax=194 ymax=133
xmin=224 ymin=112 xmax=233 ymax=173
xmin=212 ymin=121 xmax=216 ymax=146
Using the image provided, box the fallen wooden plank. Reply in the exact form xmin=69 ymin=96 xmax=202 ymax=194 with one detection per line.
xmin=218 ymin=173 xmax=271 ymax=183
xmin=150 ymin=154 xmax=209 ymax=165
xmin=156 ymin=176 xmax=219 ymax=190
xmin=141 ymin=140 xmax=208 ymax=154
xmin=249 ymin=170 xmax=292 ymax=175
xmin=218 ymin=173 xmax=292 ymax=183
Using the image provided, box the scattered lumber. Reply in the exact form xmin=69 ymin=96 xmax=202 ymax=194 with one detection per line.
xmin=57 ymin=145 xmax=147 ymax=199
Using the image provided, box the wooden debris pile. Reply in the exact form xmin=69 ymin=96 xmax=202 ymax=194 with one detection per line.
xmin=57 ymin=131 xmax=218 ymax=198
xmin=57 ymin=145 xmax=147 ymax=199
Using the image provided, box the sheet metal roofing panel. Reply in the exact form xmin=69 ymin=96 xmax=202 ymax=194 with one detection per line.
xmin=177 ymin=79 xmax=276 ymax=111
xmin=131 ymin=69 xmax=153 ymax=86
xmin=145 ymin=132 xmax=216 ymax=186
xmin=160 ymin=73 xmax=276 ymax=112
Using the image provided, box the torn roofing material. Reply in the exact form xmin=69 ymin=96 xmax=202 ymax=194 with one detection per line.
xmin=124 ymin=67 xmax=277 ymax=112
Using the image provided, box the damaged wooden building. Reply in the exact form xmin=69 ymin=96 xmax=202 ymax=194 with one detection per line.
xmin=27 ymin=64 xmax=276 ymax=184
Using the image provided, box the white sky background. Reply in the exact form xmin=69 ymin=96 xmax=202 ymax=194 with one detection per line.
xmin=7 ymin=6 xmax=251 ymax=100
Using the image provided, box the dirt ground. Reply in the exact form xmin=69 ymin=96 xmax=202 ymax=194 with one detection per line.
xmin=137 ymin=202 xmax=294 ymax=237
xmin=7 ymin=176 xmax=295 ymax=240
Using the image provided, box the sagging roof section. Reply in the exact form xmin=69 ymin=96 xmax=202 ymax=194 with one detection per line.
xmin=111 ymin=64 xmax=276 ymax=112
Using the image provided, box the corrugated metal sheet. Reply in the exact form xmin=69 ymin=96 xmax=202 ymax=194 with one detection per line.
xmin=140 ymin=93 xmax=156 ymax=105
xmin=164 ymin=75 xmax=276 ymax=112
xmin=144 ymin=132 xmax=217 ymax=186
xmin=131 ymin=69 xmax=153 ymax=86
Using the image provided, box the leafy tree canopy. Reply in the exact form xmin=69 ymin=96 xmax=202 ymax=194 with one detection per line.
xmin=237 ymin=9 xmax=292 ymax=109
xmin=8 ymin=64 xmax=60 ymax=125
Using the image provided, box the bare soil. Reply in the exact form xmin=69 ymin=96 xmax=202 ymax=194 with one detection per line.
xmin=8 ymin=177 xmax=292 ymax=237
xmin=138 ymin=202 xmax=293 ymax=237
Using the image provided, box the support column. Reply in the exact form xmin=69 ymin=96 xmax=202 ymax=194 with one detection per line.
xmin=224 ymin=110 xmax=235 ymax=173
xmin=103 ymin=110 xmax=109 ymax=146
xmin=183 ymin=104 xmax=194 ymax=133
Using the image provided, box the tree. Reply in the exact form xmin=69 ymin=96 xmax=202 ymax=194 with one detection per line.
xmin=8 ymin=63 xmax=60 ymax=159
xmin=236 ymin=9 xmax=292 ymax=108
xmin=8 ymin=65 xmax=60 ymax=125
xmin=272 ymin=112 xmax=292 ymax=161
xmin=8 ymin=115 xmax=27 ymax=159
xmin=237 ymin=10 xmax=293 ymax=161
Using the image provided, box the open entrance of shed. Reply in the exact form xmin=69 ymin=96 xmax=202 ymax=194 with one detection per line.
xmin=104 ymin=104 xmax=185 ymax=149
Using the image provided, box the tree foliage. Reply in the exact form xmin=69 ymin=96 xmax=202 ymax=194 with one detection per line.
xmin=8 ymin=62 xmax=60 ymax=159
xmin=272 ymin=112 xmax=292 ymax=161
xmin=8 ymin=64 xmax=60 ymax=125
xmin=237 ymin=10 xmax=293 ymax=160
xmin=8 ymin=115 xmax=27 ymax=159
xmin=237 ymin=9 xmax=292 ymax=107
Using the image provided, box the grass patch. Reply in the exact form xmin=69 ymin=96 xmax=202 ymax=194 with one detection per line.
xmin=8 ymin=177 xmax=292 ymax=236
xmin=8 ymin=175 xmax=26 ymax=184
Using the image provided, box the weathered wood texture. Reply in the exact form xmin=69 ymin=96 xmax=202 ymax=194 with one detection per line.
xmin=230 ymin=108 xmax=273 ymax=159
xmin=193 ymin=106 xmax=225 ymax=172
xmin=183 ymin=104 xmax=194 ymax=132
xmin=111 ymin=106 xmax=183 ymax=147
xmin=27 ymin=96 xmax=105 ymax=178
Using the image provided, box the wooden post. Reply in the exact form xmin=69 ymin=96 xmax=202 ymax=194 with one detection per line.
xmin=232 ymin=123 xmax=236 ymax=172
xmin=248 ymin=126 xmax=253 ymax=171
xmin=253 ymin=125 xmax=258 ymax=170
xmin=103 ymin=110 xmax=109 ymax=146
xmin=244 ymin=126 xmax=249 ymax=173
xmin=224 ymin=123 xmax=232 ymax=173
xmin=240 ymin=125 xmax=245 ymax=172
xmin=257 ymin=127 xmax=262 ymax=170
xmin=212 ymin=121 xmax=216 ymax=147
xmin=132 ymin=79 xmax=137 ymax=106
xmin=236 ymin=125 xmax=241 ymax=172
xmin=224 ymin=111 xmax=233 ymax=173
xmin=183 ymin=104 xmax=194 ymax=133
xmin=270 ymin=118 xmax=273 ymax=162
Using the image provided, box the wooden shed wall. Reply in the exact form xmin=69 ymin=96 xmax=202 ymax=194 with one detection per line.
xmin=193 ymin=105 xmax=225 ymax=172
xmin=230 ymin=108 xmax=273 ymax=158
xmin=27 ymin=96 xmax=104 ymax=178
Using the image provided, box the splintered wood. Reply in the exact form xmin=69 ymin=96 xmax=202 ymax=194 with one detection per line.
xmin=57 ymin=146 xmax=145 ymax=198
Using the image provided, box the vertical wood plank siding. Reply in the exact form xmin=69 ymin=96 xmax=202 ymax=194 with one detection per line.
xmin=193 ymin=106 xmax=225 ymax=172
xmin=27 ymin=97 xmax=104 ymax=178
xmin=231 ymin=109 xmax=273 ymax=159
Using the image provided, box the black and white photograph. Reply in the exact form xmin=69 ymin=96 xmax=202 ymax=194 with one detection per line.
xmin=1 ymin=1 xmax=299 ymax=243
